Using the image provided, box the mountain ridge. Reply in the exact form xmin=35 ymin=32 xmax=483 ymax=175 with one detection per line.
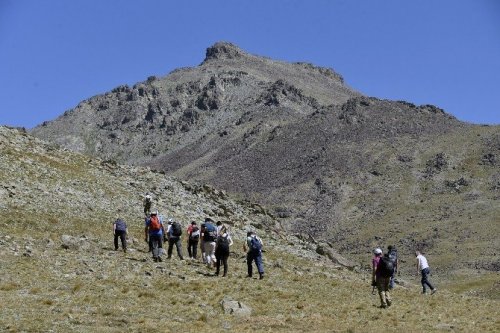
xmin=31 ymin=42 xmax=500 ymax=272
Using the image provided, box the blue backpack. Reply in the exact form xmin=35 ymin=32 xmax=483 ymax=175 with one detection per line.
xmin=204 ymin=223 xmax=216 ymax=242
xmin=249 ymin=236 xmax=262 ymax=253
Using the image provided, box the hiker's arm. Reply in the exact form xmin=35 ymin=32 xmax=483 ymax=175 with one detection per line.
xmin=113 ymin=223 xmax=116 ymax=235
xmin=416 ymin=259 xmax=420 ymax=275
xmin=144 ymin=227 xmax=148 ymax=242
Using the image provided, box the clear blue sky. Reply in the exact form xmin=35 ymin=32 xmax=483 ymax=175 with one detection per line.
xmin=1 ymin=0 xmax=499 ymax=128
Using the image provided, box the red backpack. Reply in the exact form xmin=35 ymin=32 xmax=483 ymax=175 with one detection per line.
xmin=149 ymin=215 xmax=161 ymax=231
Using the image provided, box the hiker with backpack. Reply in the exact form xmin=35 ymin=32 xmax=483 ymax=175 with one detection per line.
xmin=143 ymin=193 xmax=152 ymax=216
xmin=166 ymin=219 xmax=184 ymax=260
xmin=244 ymin=231 xmax=264 ymax=279
xmin=215 ymin=225 xmax=233 ymax=277
xmin=144 ymin=209 xmax=165 ymax=262
xmin=416 ymin=251 xmax=437 ymax=294
xmin=387 ymin=245 xmax=399 ymax=289
xmin=372 ymin=248 xmax=393 ymax=308
xmin=187 ymin=221 xmax=200 ymax=260
xmin=203 ymin=218 xmax=217 ymax=268
xmin=112 ymin=217 xmax=128 ymax=253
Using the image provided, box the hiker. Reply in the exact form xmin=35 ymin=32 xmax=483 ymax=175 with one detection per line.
xmin=113 ymin=217 xmax=128 ymax=253
xmin=200 ymin=222 xmax=207 ymax=263
xmin=387 ymin=245 xmax=399 ymax=289
xmin=143 ymin=193 xmax=153 ymax=216
xmin=372 ymin=248 xmax=392 ymax=308
xmin=187 ymin=221 xmax=200 ymax=259
xmin=216 ymin=221 xmax=223 ymax=236
xmin=167 ymin=219 xmax=184 ymax=260
xmin=244 ymin=231 xmax=264 ymax=279
xmin=144 ymin=209 xmax=165 ymax=262
xmin=215 ymin=225 xmax=233 ymax=277
xmin=203 ymin=218 xmax=217 ymax=268
xmin=416 ymin=251 xmax=437 ymax=294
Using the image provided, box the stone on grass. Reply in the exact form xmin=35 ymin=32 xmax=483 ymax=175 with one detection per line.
xmin=221 ymin=297 xmax=252 ymax=317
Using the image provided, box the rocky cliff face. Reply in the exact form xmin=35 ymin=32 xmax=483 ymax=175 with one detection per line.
xmin=31 ymin=42 xmax=500 ymax=270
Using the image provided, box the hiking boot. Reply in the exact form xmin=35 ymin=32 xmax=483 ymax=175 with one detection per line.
xmin=158 ymin=257 xmax=163 ymax=262
xmin=259 ymin=273 xmax=264 ymax=280
xmin=386 ymin=300 xmax=392 ymax=307
xmin=153 ymin=257 xmax=158 ymax=262
xmin=123 ymin=248 xmax=127 ymax=253
xmin=431 ymin=289 xmax=437 ymax=295
xmin=380 ymin=304 xmax=387 ymax=309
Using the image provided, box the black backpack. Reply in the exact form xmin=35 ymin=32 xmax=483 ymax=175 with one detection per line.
xmin=216 ymin=235 xmax=230 ymax=252
xmin=378 ymin=254 xmax=395 ymax=278
xmin=171 ymin=222 xmax=182 ymax=237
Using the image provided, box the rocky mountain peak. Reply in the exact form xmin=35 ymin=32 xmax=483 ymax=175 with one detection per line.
xmin=203 ymin=41 xmax=247 ymax=62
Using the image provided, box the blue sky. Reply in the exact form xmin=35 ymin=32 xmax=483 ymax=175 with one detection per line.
xmin=1 ymin=0 xmax=499 ymax=128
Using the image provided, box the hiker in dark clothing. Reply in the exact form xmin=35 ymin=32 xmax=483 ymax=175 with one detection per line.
xmin=167 ymin=219 xmax=184 ymax=260
xmin=244 ymin=231 xmax=264 ymax=279
xmin=113 ymin=218 xmax=128 ymax=253
xmin=387 ymin=245 xmax=399 ymax=289
xmin=372 ymin=248 xmax=392 ymax=308
xmin=187 ymin=221 xmax=200 ymax=259
xmin=215 ymin=226 xmax=233 ymax=277
xmin=143 ymin=193 xmax=152 ymax=216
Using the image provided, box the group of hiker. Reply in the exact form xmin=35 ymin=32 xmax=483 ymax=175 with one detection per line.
xmin=112 ymin=193 xmax=265 ymax=279
xmin=372 ymin=245 xmax=437 ymax=308
xmin=114 ymin=193 xmax=439 ymax=300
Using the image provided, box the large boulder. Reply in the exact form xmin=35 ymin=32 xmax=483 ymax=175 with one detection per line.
xmin=220 ymin=297 xmax=252 ymax=317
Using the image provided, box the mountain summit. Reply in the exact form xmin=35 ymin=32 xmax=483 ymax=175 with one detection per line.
xmin=31 ymin=42 xmax=499 ymax=271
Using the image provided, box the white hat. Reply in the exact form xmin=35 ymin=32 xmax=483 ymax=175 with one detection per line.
xmin=374 ymin=248 xmax=382 ymax=255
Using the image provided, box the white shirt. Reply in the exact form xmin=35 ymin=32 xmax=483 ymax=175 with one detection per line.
xmin=417 ymin=254 xmax=429 ymax=271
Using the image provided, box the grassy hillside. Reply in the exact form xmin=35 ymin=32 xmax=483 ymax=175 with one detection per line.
xmin=1 ymin=128 xmax=499 ymax=332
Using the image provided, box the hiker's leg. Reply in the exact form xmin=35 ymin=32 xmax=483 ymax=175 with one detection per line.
xmin=420 ymin=269 xmax=427 ymax=293
xmin=175 ymin=239 xmax=183 ymax=259
xmin=215 ymin=254 xmax=221 ymax=275
xmin=114 ymin=233 xmax=119 ymax=250
xmin=205 ymin=242 xmax=216 ymax=266
xmin=384 ymin=277 xmax=392 ymax=305
xmin=222 ymin=252 xmax=228 ymax=276
xmin=424 ymin=268 xmax=434 ymax=290
xmin=192 ymin=240 xmax=198 ymax=259
xmin=255 ymin=253 xmax=264 ymax=275
xmin=167 ymin=239 xmax=174 ymax=258
xmin=151 ymin=235 xmax=159 ymax=258
xmin=246 ymin=252 xmax=253 ymax=277
xmin=201 ymin=241 xmax=206 ymax=263
xmin=119 ymin=231 xmax=127 ymax=250
xmin=187 ymin=240 xmax=193 ymax=258
xmin=389 ymin=273 xmax=395 ymax=289
xmin=377 ymin=279 xmax=387 ymax=307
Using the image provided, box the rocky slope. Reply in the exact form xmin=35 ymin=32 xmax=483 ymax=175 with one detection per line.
xmin=31 ymin=42 xmax=500 ymax=272
xmin=1 ymin=126 xmax=499 ymax=332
